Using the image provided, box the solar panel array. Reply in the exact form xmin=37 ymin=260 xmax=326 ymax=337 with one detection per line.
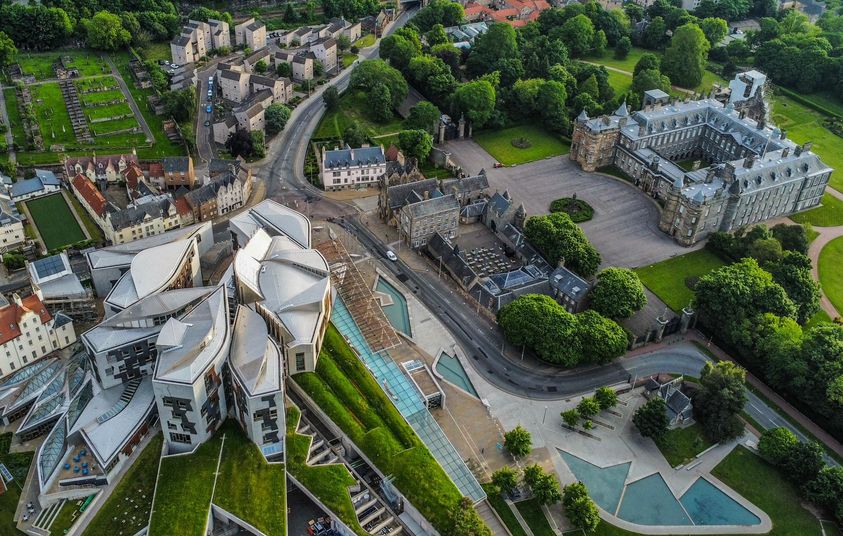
xmin=32 ymin=255 xmax=67 ymax=280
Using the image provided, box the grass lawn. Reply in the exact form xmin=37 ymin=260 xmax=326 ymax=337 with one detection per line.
xmin=353 ymin=33 xmax=376 ymax=48
xmin=585 ymin=47 xmax=652 ymax=74
xmin=819 ymin=236 xmax=843 ymax=315
xmin=286 ymin=407 xmax=367 ymax=536
xmin=805 ymin=308 xmax=832 ymax=329
xmin=25 ymin=194 xmax=86 ymax=250
xmin=3 ymin=89 xmax=26 ymax=148
xmin=138 ymin=42 xmax=171 ymax=63
xmin=606 ymin=70 xmax=632 ymax=95
xmin=772 ymin=94 xmax=843 ymax=193
xmin=822 ymin=521 xmax=843 ymax=536
xmin=83 ymin=434 xmax=162 ymax=536
xmin=0 ymin=433 xmax=33 ymax=536
xmin=85 ymin=103 xmax=133 ymax=120
xmin=420 ymin=161 xmax=453 ymax=180
xmin=789 ymin=193 xmax=843 ymax=227
xmin=634 ymin=249 xmax=726 ymax=312
xmin=213 ymin=421 xmax=286 ymax=536
xmin=514 ymin=498 xmax=554 ymax=536
xmin=474 ymin=125 xmax=570 ymax=165
xmin=796 ymin=91 xmax=843 ymax=119
xmin=149 ymin=434 xmax=222 ymax=536
xmin=64 ymin=188 xmax=104 ymax=243
xmin=81 ymin=89 xmax=126 ymax=106
xmin=655 ymin=422 xmax=713 ymax=467
xmin=76 ymin=77 xmax=118 ymax=92
xmin=711 ymin=446 xmax=823 ymax=536
xmin=91 ymin=117 xmax=141 ymax=135
xmin=49 ymin=496 xmax=92 ymax=535
xmin=294 ymin=324 xmax=463 ymax=534
xmin=313 ymin=90 xmax=404 ymax=141
xmin=31 ymin=83 xmax=76 ymax=146
xmin=482 ymin=484 xmax=527 ymax=536
xmin=341 ymin=53 xmax=357 ymax=68
xmin=16 ymin=49 xmax=109 ymax=80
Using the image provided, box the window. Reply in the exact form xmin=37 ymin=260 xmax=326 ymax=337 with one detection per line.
xmin=169 ymin=432 xmax=191 ymax=444
xmin=168 ymin=422 xmax=177 ymax=430
xmin=295 ymin=352 xmax=305 ymax=372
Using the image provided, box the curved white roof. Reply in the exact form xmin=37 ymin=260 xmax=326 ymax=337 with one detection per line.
xmin=230 ymin=199 xmax=311 ymax=249
xmin=230 ymin=305 xmax=282 ymax=396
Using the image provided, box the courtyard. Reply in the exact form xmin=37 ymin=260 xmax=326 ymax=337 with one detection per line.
xmin=24 ymin=193 xmax=87 ymax=251
xmin=442 ymin=139 xmax=693 ymax=268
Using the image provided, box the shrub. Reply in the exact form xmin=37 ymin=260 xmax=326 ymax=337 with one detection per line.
xmin=549 ymin=197 xmax=594 ymax=223
xmin=594 ymin=387 xmax=618 ymax=410
xmin=503 ymin=426 xmax=532 ymax=458
xmin=633 ymin=398 xmax=668 ymax=439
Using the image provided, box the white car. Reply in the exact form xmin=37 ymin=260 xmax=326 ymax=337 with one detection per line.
xmin=171 ymin=64 xmax=180 ymax=69
xmin=386 ymin=251 xmax=398 ymax=262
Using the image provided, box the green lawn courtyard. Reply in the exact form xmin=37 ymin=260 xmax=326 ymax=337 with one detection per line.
xmin=634 ymin=249 xmax=726 ymax=312
xmin=655 ymin=422 xmax=713 ymax=467
xmin=789 ymin=193 xmax=843 ymax=227
xmin=353 ymin=33 xmax=376 ymax=48
xmin=514 ymin=498 xmax=555 ymax=536
xmin=314 ymin=90 xmax=404 ymax=141
xmin=25 ymin=193 xmax=86 ymax=251
xmin=819 ymin=235 xmax=843 ymax=315
xmin=474 ymin=125 xmax=570 ymax=166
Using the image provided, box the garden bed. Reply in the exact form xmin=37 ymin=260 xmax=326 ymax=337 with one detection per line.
xmin=549 ymin=197 xmax=594 ymax=222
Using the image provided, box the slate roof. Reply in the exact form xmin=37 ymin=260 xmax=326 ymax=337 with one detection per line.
xmin=386 ymin=179 xmax=439 ymax=211
xmin=162 ymin=157 xmax=190 ymax=173
xmin=324 ymin=145 xmax=385 ymax=169
xmin=549 ymin=266 xmax=590 ymax=303
xmin=426 ymin=233 xmax=478 ymax=288
xmin=108 ymin=203 xmax=163 ymax=232
xmin=442 ymin=171 xmax=489 ymax=194
xmin=404 ymin=194 xmax=459 ymax=219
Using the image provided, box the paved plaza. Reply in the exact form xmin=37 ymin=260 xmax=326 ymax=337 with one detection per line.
xmin=443 ymin=139 xmax=700 ymax=268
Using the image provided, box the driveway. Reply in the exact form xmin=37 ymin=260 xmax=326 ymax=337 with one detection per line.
xmin=443 ymin=139 xmax=696 ymax=268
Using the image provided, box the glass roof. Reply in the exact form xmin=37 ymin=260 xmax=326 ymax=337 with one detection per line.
xmin=18 ymin=361 xmax=63 ymax=402
xmin=32 ymin=255 xmax=67 ymax=279
xmin=66 ymin=381 xmax=93 ymax=430
xmin=332 ymin=298 xmax=485 ymax=502
xmin=0 ymin=359 xmax=53 ymax=388
xmin=21 ymin=394 xmax=65 ymax=430
xmin=38 ymin=418 xmax=67 ymax=486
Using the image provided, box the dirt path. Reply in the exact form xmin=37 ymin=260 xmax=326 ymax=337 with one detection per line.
xmin=806 ymin=220 xmax=843 ymax=319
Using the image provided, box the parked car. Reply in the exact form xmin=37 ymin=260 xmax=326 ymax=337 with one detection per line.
xmin=204 ymin=120 xmax=210 ymax=127
xmin=171 ymin=64 xmax=180 ymax=69
xmin=206 ymin=105 xmax=212 ymax=113
xmin=386 ymin=250 xmax=397 ymax=262
xmin=493 ymin=161 xmax=504 ymax=168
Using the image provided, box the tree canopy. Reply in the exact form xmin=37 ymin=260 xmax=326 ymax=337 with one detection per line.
xmin=591 ymin=268 xmax=647 ymax=319
xmin=524 ymin=212 xmax=601 ymax=277
xmin=662 ymin=23 xmax=710 ymax=88
xmin=398 ymin=129 xmax=434 ymax=161
xmin=694 ymin=361 xmax=747 ymax=442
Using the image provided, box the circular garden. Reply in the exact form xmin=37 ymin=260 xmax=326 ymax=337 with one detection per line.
xmin=549 ymin=197 xmax=594 ymax=223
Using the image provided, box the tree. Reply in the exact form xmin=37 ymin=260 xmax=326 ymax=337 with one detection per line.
xmin=370 ymin=83 xmax=394 ymax=122
xmin=766 ymin=253 xmax=821 ymax=324
xmin=595 ymin=387 xmax=619 ymax=410
xmin=452 ymin=80 xmax=496 ymax=128
xmin=523 ymin=212 xmax=601 ymax=277
xmin=83 ymin=11 xmax=132 ymax=51
xmin=694 ymin=361 xmax=747 ymax=442
xmin=498 ymin=294 xmax=581 ymax=366
xmin=337 ymin=34 xmax=351 ymax=51
xmin=633 ymin=398 xmax=668 ymax=439
xmin=591 ymin=268 xmax=647 ymax=319
xmin=632 ymin=68 xmax=672 ymax=97
xmin=380 ymin=34 xmax=420 ymax=71
xmin=771 ymin=224 xmax=809 ymax=255
xmin=413 ymin=0 xmax=465 ymax=32
xmin=405 ymin=101 xmax=440 ymax=135
xmin=576 ymin=310 xmax=628 ymax=364
xmin=662 ymin=23 xmax=710 ymax=88
xmin=226 ymin=129 xmax=253 ymax=158
xmin=561 ymin=409 xmax=580 ymax=428
xmin=188 ymin=7 xmax=233 ymax=25
xmin=398 ymin=129 xmax=434 ymax=161
xmin=0 ymin=32 xmax=17 ymax=70
xmin=804 ymin=467 xmax=843 ymax=512
xmin=467 ymin=23 xmax=518 ymax=75
xmin=782 ymin=441 xmax=826 ymax=484
xmin=265 ymin=103 xmax=291 ymax=135
xmin=444 ymin=497 xmax=492 ymax=536
xmin=350 ymin=60 xmax=408 ymax=108
xmin=747 ymin=237 xmax=783 ymax=265
xmin=592 ymin=29 xmax=608 ymax=56
xmin=250 ymin=130 xmax=266 ymax=158
xmin=524 ymin=464 xmax=562 ymax=505
xmin=643 ymin=16 xmax=668 ymax=49
xmin=161 ymin=87 xmax=196 ymax=123
xmin=536 ymin=80 xmax=569 ymax=134
xmin=758 ymin=427 xmax=799 ymax=465
xmin=323 ymin=86 xmax=340 ymax=111
xmin=700 ymin=17 xmax=729 ymax=46
xmin=491 ymin=466 xmax=519 ymax=496
xmin=0 ymin=5 xmax=74 ymax=50
xmin=560 ymin=15 xmax=595 ymax=57
xmin=615 ymin=36 xmax=631 ymax=59
xmin=579 ymin=74 xmax=600 ymax=99
xmin=426 ymin=23 xmax=448 ymax=46
xmin=343 ymin=121 xmax=367 ymax=147
xmin=562 ymin=482 xmax=600 ymax=532
xmin=254 ymin=60 xmax=268 ymax=74
xmin=577 ymin=397 xmax=601 ymax=419
xmin=2 ymin=252 xmax=25 ymax=270
xmin=276 ymin=63 xmax=292 ymax=78
xmin=503 ymin=426 xmax=532 ymax=458
xmin=694 ymin=258 xmax=797 ymax=348
xmin=634 ymin=53 xmax=662 ymax=75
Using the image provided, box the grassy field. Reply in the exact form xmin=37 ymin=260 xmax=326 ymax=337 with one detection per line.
xmin=353 ymin=33 xmax=376 ymax=48
xmin=3 ymin=89 xmax=26 ymax=148
xmin=819 ymin=236 xmax=843 ymax=315
xmin=482 ymin=484 xmax=527 ymax=536
xmin=83 ymin=435 xmax=161 ymax=536
xmin=50 ymin=496 xmax=93 ymax=535
xmin=772 ymin=95 xmax=843 ymax=193
xmin=655 ymin=422 xmax=713 ymax=467
xmin=86 ymin=102 xmax=133 ymax=121
xmin=806 ymin=308 xmax=832 ymax=329
xmin=0 ymin=433 xmax=33 ymax=536
xmin=31 ymin=82 xmax=76 ymax=146
xmin=76 ymin=77 xmax=118 ymax=92
xmin=213 ymin=421 xmax=286 ymax=536
xmin=139 ymin=42 xmax=171 ymax=63
xmin=25 ymin=194 xmax=86 ymax=250
xmin=341 ymin=53 xmax=357 ymax=68
xmin=286 ymin=407 xmax=367 ymax=536
xmin=634 ymin=249 xmax=726 ymax=312
xmin=81 ymin=89 xmax=126 ymax=106
xmin=585 ymin=47 xmax=726 ymax=93
xmin=149 ymin=434 xmax=222 ymax=536
xmin=712 ymin=446 xmax=824 ymax=536
xmin=789 ymin=193 xmax=843 ymax=227
xmin=514 ymin=498 xmax=554 ymax=536
xmin=585 ymin=47 xmax=652 ymax=74
xmin=16 ymin=49 xmax=109 ymax=80
xmin=474 ymin=125 xmax=570 ymax=165
xmin=313 ymin=90 xmax=404 ymax=141
xmin=606 ymin=70 xmax=632 ymax=95
xmin=294 ymin=324 xmax=463 ymax=533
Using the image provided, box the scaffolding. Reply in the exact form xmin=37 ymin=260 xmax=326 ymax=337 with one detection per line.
xmin=316 ymin=238 xmax=402 ymax=353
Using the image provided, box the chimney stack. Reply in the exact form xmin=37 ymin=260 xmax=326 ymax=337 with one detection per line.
xmin=743 ymin=154 xmax=756 ymax=168
xmin=782 ymin=147 xmax=790 ymax=158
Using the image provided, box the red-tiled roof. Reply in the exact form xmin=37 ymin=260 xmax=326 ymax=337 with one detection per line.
xmin=148 ymin=162 xmax=164 ymax=178
xmin=72 ymin=174 xmax=107 ymax=217
xmin=509 ymin=18 xmax=529 ymax=27
xmin=0 ymin=296 xmax=51 ymax=346
xmin=123 ymin=163 xmax=143 ymax=191
xmin=492 ymin=8 xmax=519 ymax=21
xmin=385 ymin=144 xmax=400 ymax=162
xmin=174 ymin=196 xmax=192 ymax=216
